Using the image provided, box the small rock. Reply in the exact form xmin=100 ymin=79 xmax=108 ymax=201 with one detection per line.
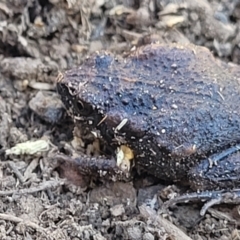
xmin=142 ymin=232 xmax=154 ymax=240
xmin=29 ymin=91 xmax=64 ymax=122
xmin=137 ymin=184 xmax=164 ymax=209
xmin=110 ymin=204 xmax=125 ymax=217
xmin=127 ymin=226 xmax=142 ymax=240
xmin=90 ymin=182 xmax=137 ymax=207
xmin=1 ymin=57 xmax=58 ymax=81
xmin=93 ymin=233 xmax=107 ymax=240
xmin=102 ymin=219 xmax=110 ymax=227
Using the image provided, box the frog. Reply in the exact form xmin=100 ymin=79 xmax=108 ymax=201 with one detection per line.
xmin=57 ymin=43 xmax=240 ymax=214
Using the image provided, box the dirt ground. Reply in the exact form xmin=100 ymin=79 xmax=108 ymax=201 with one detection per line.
xmin=0 ymin=0 xmax=240 ymax=239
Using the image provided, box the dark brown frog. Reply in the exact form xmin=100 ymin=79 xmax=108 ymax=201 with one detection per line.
xmin=57 ymin=43 xmax=240 ymax=211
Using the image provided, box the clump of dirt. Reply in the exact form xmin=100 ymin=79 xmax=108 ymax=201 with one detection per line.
xmin=0 ymin=0 xmax=240 ymax=239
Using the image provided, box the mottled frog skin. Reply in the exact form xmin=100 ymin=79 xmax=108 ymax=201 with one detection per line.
xmin=57 ymin=43 xmax=240 ymax=191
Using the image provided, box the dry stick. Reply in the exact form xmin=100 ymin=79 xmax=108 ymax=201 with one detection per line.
xmin=0 ymin=179 xmax=65 ymax=196
xmin=8 ymin=161 xmax=25 ymax=184
xmin=0 ymin=180 xmax=65 ymax=235
xmin=139 ymin=204 xmax=192 ymax=240
xmin=0 ymin=213 xmax=46 ymax=233
xmin=23 ymin=158 xmax=39 ymax=182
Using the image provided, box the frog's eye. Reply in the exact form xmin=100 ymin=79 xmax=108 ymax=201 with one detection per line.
xmin=75 ymin=100 xmax=84 ymax=111
xmin=74 ymin=100 xmax=93 ymax=116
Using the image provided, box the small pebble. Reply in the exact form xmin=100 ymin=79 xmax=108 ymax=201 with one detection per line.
xmin=29 ymin=91 xmax=64 ymax=122
xmin=143 ymin=232 xmax=154 ymax=240
xmin=110 ymin=204 xmax=125 ymax=217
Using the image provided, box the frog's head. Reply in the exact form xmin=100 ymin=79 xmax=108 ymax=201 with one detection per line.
xmin=57 ymin=85 xmax=97 ymax=125
xmin=56 ymin=52 xmax=135 ymax=173
xmin=56 ymin=51 xmax=128 ymax=127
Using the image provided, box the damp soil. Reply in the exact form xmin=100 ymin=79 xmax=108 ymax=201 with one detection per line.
xmin=0 ymin=0 xmax=240 ymax=239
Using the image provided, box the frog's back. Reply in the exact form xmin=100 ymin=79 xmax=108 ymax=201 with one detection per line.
xmin=95 ymin=43 xmax=240 ymax=151
xmin=124 ymin=44 xmax=240 ymax=149
xmin=124 ymin=44 xmax=240 ymax=177
xmin=58 ymin=43 xmax=240 ymax=180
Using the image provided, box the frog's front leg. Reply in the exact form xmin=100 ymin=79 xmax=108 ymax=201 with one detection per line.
xmin=56 ymin=151 xmax=132 ymax=183
xmin=164 ymin=144 xmax=240 ymax=215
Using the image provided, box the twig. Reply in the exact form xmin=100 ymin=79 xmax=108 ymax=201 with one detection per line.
xmin=0 ymin=179 xmax=65 ymax=196
xmin=8 ymin=161 xmax=25 ymax=184
xmin=139 ymin=204 xmax=192 ymax=240
xmin=23 ymin=158 xmax=39 ymax=182
xmin=0 ymin=213 xmax=46 ymax=233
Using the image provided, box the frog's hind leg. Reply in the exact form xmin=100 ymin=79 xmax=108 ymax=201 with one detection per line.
xmin=164 ymin=144 xmax=240 ymax=215
xmin=163 ymin=189 xmax=240 ymax=216
xmin=189 ymin=144 xmax=240 ymax=191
